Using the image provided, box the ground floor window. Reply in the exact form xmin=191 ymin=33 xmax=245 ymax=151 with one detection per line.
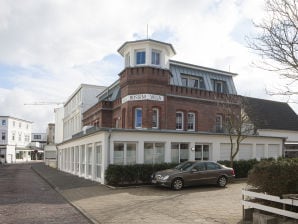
xmin=195 ymin=144 xmax=210 ymax=161
xmin=171 ymin=143 xmax=189 ymax=163
xmin=95 ymin=143 xmax=102 ymax=179
xmin=144 ymin=142 xmax=165 ymax=164
xmin=87 ymin=144 xmax=93 ymax=177
xmin=80 ymin=145 xmax=85 ymax=176
xmin=113 ymin=142 xmax=137 ymax=165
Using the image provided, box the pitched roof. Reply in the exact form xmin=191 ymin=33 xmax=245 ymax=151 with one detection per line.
xmin=243 ymin=97 xmax=298 ymax=131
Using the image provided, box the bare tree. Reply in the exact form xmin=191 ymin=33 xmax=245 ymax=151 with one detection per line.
xmin=216 ymin=95 xmax=255 ymax=167
xmin=248 ymin=0 xmax=298 ymax=96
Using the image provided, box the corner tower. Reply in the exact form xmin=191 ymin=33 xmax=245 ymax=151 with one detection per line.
xmin=117 ymin=39 xmax=176 ymax=129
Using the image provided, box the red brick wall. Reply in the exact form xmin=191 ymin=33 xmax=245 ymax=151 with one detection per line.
xmin=82 ymin=66 xmax=241 ymax=132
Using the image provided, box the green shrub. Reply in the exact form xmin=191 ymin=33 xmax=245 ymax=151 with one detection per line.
xmin=247 ymin=158 xmax=298 ymax=196
xmin=105 ymin=163 xmax=178 ymax=186
xmin=217 ymin=159 xmax=259 ymax=178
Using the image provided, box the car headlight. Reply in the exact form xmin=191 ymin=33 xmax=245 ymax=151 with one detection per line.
xmin=161 ymin=175 xmax=169 ymax=180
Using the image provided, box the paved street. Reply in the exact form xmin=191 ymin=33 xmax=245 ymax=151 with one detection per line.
xmin=0 ymin=163 xmax=90 ymax=224
xmin=33 ymin=163 xmax=246 ymax=224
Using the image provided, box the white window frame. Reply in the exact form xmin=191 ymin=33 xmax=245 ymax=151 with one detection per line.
xmin=187 ymin=112 xmax=195 ymax=131
xmin=144 ymin=142 xmax=165 ymax=164
xmin=176 ymin=111 xmax=184 ymax=130
xmin=151 ymin=49 xmax=160 ymax=66
xmin=135 ymin=108 xmax=142 ymax=129
xmin=171 ymin=143 xmax=189 ymax=163
xmin=152 ymin=108 xmax=159 ymax=129
xmin=113 ymin=142 xmax=137 ymax=165
xmin=135 ymin=50 xmax=146 ymax=65
xmin=215 ymin=114 xmax=223 ymax=132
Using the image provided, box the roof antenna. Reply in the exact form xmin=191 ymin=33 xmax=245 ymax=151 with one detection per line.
xmin=147 ymin=24 xmax=149 ymax=39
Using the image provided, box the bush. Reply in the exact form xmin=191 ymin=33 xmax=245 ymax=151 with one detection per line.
xmin=247 ymin=158 xmax=298 ymax=196
xmin=105 ymin=163 xmax=178 ymax=186
xmin=217 ymin=159 xmax=259 ymax=178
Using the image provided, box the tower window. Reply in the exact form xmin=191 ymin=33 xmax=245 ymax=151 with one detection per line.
xmin=151 ymin=50 xmax=160 ymax=65
xmin=134 ymin=108 xmax=142 ymax=128
xmin=136 ymin=50 xmax=146 ymax=65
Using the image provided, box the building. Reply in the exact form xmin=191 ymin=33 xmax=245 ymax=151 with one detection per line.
xmin=0 ymin=116 xmax=32 ymax=163
xmin=243 ymin=97 xmax=298 ymax=158
xmin=30 ymin=132 xmax=46 ymax=160
xmin=56 ymin=39 xmax=284 ymax=184
xmin=46 ymin=123 xmax=55 ymax=144
xmin=63 ymin=84 xmax=106 ymax=141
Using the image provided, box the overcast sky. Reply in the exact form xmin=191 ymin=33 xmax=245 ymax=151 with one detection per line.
xmin=0 ymin=0 xmax=297 ymax=132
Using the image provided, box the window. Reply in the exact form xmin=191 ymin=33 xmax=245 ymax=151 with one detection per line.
xmin=1 ymin=132 xmax=6 ymax=140
xmin=95 ymin=143 xmax=102 ymax=178
xmin=13 ymin=121 xmax=15 ymax=127
xmin=206 ymin=162 xmax=221 ymax=170
xmin=2 ymin=120 xmax=6 ymax=126
xmin=34 ymin=135 xmax=41 ymax=140
xmin=176 ymin=112 xmax=184 ymax=130
xmin=215 ymin=115 xmax=223 ymax=133
xmin=113 ymin=142 xmax=136 ymax=165
xmin=114 ymin=143 xmax=124 ymax=164
xmin=80 ymin=145 xmax=85 ymax=176
xmin=19 ymin=122 xmax=21 ymax=128
xmin=12 ymin=133 xmax=15 ymax=141
xmin=151 ymin=50 xmax=160 ymax=65
xmin=87 ymin=144 xmax=92 ymax=177
xmin=18 ymin=133 xmax=22 ymax=141
xmin=171 ymin=143 xmax=189 ymax=163
xmin=26 ymin=124 xmax=29 ymax=129
xmin=181 ymin=77 xmax=188 ymax=86
xmin=25 ymin=135 xmax=29 ymax=142
xmin=144 ymin=142 xmax=165 ymax=164
xmin=195 ymin=144 xmax=210 ymax=161
xmin=187 ymin=112 xmax=195 ymax=131
xmin=136 ymin=50 xmax=146 ymax=64
xmin=214 ymin=80 xmax=226 ymax=93
xmin=152 ymin=108 xmax=159 ymax=129
xmin=135 ymin=108 xmax=142 ymax=128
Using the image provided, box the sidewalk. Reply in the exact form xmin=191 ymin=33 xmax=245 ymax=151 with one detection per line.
xmin=32 ymin=163 xmax=245 ymax=224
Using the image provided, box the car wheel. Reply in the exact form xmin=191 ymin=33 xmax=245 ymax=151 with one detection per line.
xmin=217 ymin=176 xmax=227 ymax=187
xmin=171 ymin=178 xmax=183 ymax=190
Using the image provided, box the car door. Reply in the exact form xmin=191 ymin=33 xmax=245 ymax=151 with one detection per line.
xmin=185 ymin=162 xmax=208 ymax=186
xmin=204 ymin=162 xmax=222 ymax=184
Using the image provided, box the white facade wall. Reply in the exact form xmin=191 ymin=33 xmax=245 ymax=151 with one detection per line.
xmin=54 ymin=107 xmax=64 ymax=144
xmin=63 ymin=85 xmax=106 ymax=141
xmin=258 ymin=129 xmax=298 ymax=142
xmin=57 ymin=130 xmax=283 ymax=184
xmin=0 ymin=116 xmax=32 ymax=163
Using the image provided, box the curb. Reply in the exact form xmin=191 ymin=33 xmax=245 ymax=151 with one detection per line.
xmin=31 ymin=165 xmax=100 ymax=224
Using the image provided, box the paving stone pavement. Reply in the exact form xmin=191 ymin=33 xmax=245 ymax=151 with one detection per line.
xmin=0 ymin=163 xmax=91 ymax=224
xmin=32 ymin=163 xmax=246 ymax=224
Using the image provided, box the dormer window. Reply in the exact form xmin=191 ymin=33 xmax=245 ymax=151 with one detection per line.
xmin=136 ymin=50 xmax=146 ymax=65
xmin=151 ymin=50 xmax=160 ymax=65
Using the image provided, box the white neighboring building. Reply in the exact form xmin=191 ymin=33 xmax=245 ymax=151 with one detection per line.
xmin=63 ymin=84 xmax=106 ymax=141
xmin=0 ymin=116 xmax=32 ymax=163
xmin=243 ymin=97 xmax=298 ymax=158
xmin=54 ymin=107 xmax=64 ymax=144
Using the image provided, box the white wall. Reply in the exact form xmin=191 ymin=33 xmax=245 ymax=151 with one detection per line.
xmin=258 ymin=129 xmax=298 ymax=142
xmin=54 ymin=107 xmax=64 ymax=144
xmin=57 ymin=130 xmax=284 ymax=184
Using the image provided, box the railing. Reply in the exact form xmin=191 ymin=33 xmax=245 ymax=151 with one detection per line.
xmin=242 ymin=189 xmax=298 ymax=220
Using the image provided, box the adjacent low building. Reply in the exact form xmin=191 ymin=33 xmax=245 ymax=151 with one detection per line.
xmin=56 ymin=39 xmax=285 ymax=184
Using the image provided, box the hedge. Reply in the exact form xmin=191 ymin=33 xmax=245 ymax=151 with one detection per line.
xmin=247 ymin=158 xmax=298 ymax=196
xmin=217 ymin=159 xmax=259 ymax=178
xmin=105 ymin=163 xmax=178 ymax=186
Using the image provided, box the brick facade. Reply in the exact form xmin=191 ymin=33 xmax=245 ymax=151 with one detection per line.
xmin=83 ymin=66 xmax=241 ymax=133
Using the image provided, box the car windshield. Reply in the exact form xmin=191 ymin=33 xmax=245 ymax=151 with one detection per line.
xmin=175 ymin=161 xmax=195 ymax=171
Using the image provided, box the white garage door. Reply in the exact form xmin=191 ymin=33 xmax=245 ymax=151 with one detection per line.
xmin=220 ymin=143 xmax=231 ymax=161
xmin=256 ymin=144 xmax=265 ymax=159
xmin=238 ymin=144 xmax=253 ymax=160
xmin=268 ymin=144 xmax=279 ymax=159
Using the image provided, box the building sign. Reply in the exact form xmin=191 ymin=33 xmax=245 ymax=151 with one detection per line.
xmin=122 ymin=94 xmax=164 ymax=104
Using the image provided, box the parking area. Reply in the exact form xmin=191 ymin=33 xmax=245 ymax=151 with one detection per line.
xmin=32 ymin=163 xmax=246 ymax=224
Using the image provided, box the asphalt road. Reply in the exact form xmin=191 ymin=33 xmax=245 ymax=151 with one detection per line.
xmin=0 ymin=163 xmax=91 ymax=224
